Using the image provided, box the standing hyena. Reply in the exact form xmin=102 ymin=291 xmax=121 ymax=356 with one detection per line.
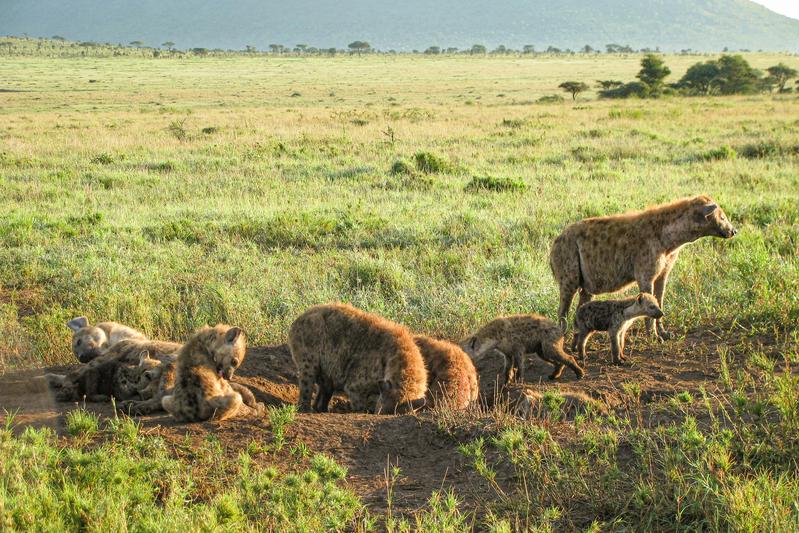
xmin=572 ymin=293 xmax=664 ymax=364
xmin=289 ymin=303 xmax=427 ymax=414
xmin=66 ymin=316 xmax=146 ymax=363
xmin=413 ymin=335 xmax=479 ymax=410
xmin=550 ymin=195 xmax=737 ymax=339
xmin=161 ymin=325 xmax=264 ymax=422
xmin=460 ymin=314 xmax=584 ymax=384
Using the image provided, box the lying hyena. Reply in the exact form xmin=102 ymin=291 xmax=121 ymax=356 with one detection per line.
xmin=54 ymin=355 xmax=155 ymax=403
xmin=161 ymin=325 xmax=265 ymax=422
xmin=572 ymin=293 xmax=664 ymax=364
xmin=289 ymin=303 xmax=427 ymax=414
xmin=66 ymin=316 xmax=146 ymax=363
xmin=414 ymin=335 xmax=479 ymax=410
xmin=550 ymin=195 xmax=736 ymax=339
xmin=461 ymin=314 xmax=584 ymax=384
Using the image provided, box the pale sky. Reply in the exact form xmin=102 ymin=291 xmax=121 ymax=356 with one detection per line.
xmin=753 ymin=0 xmax=799 ymax=20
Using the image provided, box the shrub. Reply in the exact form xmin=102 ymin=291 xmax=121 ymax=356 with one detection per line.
xmin=90 ymin=153 xmax=115 ymax=165
xmin=599 ymin=81 xmax=650 ymax=99
xmin=738 ymin=141 xmax=791 ymax=159
xmin=696 ymin=145 xmax=737 ymax=161
xmin=536 ymin=94 xmax=564 ymax=104
xmin=390 ymin=158 xmax=414 ymax=175
xmin=465 ymin=175 xmax=526 ymax=193
xmin=414 ymin=151 xmax=452 ymax=173
xmin=201 ymin=126 xmax=219 ymax=134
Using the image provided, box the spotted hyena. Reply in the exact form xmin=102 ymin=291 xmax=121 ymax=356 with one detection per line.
xmin=161 ymin=325 xmax=264 ymax=422
xmin=289 ymin=303 xmax=427 ymax=414
xmin=550 ymin=195 xmax=736 ymax=339
xmin=461 ymin=314 xmax=584 ymax=384
xmin=572 ymin=293 xmax=664 ymax=364
xmin=414 ymin=335 xmax=479 ymax=410
xmin=66 ymin=316 xmax=146 ymax=363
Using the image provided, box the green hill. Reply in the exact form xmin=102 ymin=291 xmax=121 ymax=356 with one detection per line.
xmin=2 ymin=0 xmax=798 ymax=52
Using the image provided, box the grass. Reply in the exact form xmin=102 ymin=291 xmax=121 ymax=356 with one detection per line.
xmin=0 ymin=50 xmax=798 ymax=530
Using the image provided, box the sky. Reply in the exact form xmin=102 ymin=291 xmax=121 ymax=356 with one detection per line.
xmin=753 ymin=0 xmax=799 ymax=20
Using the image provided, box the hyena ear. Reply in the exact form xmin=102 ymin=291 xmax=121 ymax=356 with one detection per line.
xmin=701 ymin=203 xmax=718 ymax=217
xmin=225 ymin=327 xmax=243 ymax=344
xmin=67 ymin=316 xmax=89 ymax=332
xmin=637 ymin=294 xmax=645 ymax=304
xmin=138 ymin=351 xmax=154 ymax=366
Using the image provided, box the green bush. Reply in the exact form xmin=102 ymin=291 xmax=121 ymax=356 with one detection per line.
xmin=465 ymin=175 xmax=527 ymax=193
xmin=414 ymin=151 xmax=453 ymax=173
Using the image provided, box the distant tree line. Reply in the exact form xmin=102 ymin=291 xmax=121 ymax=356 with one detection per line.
xmin=558 ymin=54 xmax=798 ymax=100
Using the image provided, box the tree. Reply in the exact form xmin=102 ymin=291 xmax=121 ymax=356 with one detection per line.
xmin=582 ymin=44 xmax=595 ymax=54
xmin=559 ymin=81 xmax=590 ymax=100
xmin=269 ymin=44 xmax=284 ymax=54
xmin=678 ymin=61 xmax=722 ymax=94
xmin=129 ymin=40 xmax=144 ymax=48
xmin=715 ymin=55 xmax=761 ymax=94
xmin=637 ymin=54 xmax=671 ymax=94
xmin=523 ymin=45 xmax=535 ymax=54
xmin=470 ymin=44 xmax=486 ymax=55
xmin=348 ymin=41 xmax=371 ymax=55
xmin=424 ymin=46 xmax=441 ymax=55
xmin=766 ymin=63 xmax=798 ymax=92
xmin=162 ymin=41 xmax=175 ymax=50
xmin=596 ymin=80 xmax=623 ymax=90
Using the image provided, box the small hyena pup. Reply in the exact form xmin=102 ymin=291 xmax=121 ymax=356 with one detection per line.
xmin=461 ymin=314 xmax=584 ymax=384
xmin=289 ymin=303 xmax=427 ymax=414
xmin=572 ymin=293 xmax=664 ymax=364
xmin=161 ymin=325 xmax=264 ymax=422
xmin=414 ymin=335 xmax=479 ymax=410
xmin=66 ymin=316 xmax=146 ymax=363
xmin=54 ymin=357 xmax=147 ymax=403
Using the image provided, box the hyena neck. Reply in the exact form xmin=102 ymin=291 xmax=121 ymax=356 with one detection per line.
xmin=177 ymin=334 xmax=214 ymax=371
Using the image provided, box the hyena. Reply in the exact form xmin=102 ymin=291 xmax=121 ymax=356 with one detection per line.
xmin=414 ymin=335 xmax=479 ymax=410
xmin=289 ymin=303 xmax=427 ymax=414
xmin=550 ymin=195 xmax=736 ymax=339
xmin=66 ymin=316 xmax=146 ymax=363
xmin=161 ymin=325 xmax=265 ymax=422
xmin=461 ymin=314 xmax=584 ymax=384
xmin=572 ymin=293 xmax=664 ymax=364
xmin=54 ymin=357 xmax=147 ymax=403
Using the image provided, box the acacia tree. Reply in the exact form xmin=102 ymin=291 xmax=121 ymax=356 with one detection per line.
xmin=678 ymin=61 xmax=721 ymax=94
xmin=470 ymin=44 xmax=486 ymax=55
xmin=559 ymin=81 xmax=590 ymax=100
xmin=162 ymin=41 xmax=175 ymax=50
xmin=766 ymin=63 xmax=798 ymax=92
xmin=637 ymin=54 xmax=671 ymax=94
xmin=348 ymin=41 xmax=371 ymax=55
xmin=596 ymin=80 xmax=623 ymax=90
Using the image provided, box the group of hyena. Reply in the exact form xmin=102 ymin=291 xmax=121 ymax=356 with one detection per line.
xmin=46 ymin=195 xmax=737 ymax=421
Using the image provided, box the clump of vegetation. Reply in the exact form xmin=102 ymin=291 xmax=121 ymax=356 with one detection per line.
xmin=558 ymin=81 xmax=590 ymax=100
xmin=737 ymin=140 xmax=795 ymax=159
xmin=500 ymin=118 xmax=527 ymax=128
xmin=536 ymin=94 xmax=564 ymax=104
xmin=166 ymin=119 xmax=189 ymax=141
xmin=465 ymin=175 xmax=526 ymax=192
xmin=696 ymin=145 xmax=737 ymax=161
xmin=390 ymin=158 xmax=414 ymax=175
xmin=65 ymin=409 xmax=100 ymax=438
xmin=414 ymin=151 xmax=453 ymax=173
xmin=201 ymin=126 xmax=219 ymax=134
xmin=90 ymin=153 xmax=115 ymax=165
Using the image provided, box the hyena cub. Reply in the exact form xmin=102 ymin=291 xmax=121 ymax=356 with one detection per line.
xmin=461 ymin=314 xmax=584 ymax=384
xmin=54 ymin=356 xmax=148 ymax=402
xmin=414 ymin=335 xmax=479 ymax=410
xmin=161 ymin=325 xmax=265 ymax=422
xmin=572 ymin=293 xmax=664 ymax=364
xmin=289 ymin=303 xmax=427 ymax=414
xmin=66 ymin=316 xmax=146 ymax=363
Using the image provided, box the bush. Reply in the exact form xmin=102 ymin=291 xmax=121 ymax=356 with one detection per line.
xmin=465 ymin=175 xmax=527 ymax=193
xmin=599 ymin=81 xmax=650 ymax=99
xmin=90 ymin=153 xmax=115 ymax=165
xmin=696 ymin=145 xmax=737 ymax=161
xmin=536 ymin=94 xmax=564 ymax=104
xmin=414 ymin=151 xmax=452 ymax=173
xmin=390 ymin=158 xmax=414 ymax=175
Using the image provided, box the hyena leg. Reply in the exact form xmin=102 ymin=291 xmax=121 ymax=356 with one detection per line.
xmin=557 ymin=285 xmax=579 ymax=332
xmin=544 ymin=345 xmax=584 ymax=380
xmin=609 ymin=328 xmax=623 ymax=365
xmin=120 ymin=397 xmax=165 ymax=415
xmin=296 ymin=369 xmax=316 ymax=413
xmin=207 ymin=392 xmax=244 ymax=421
xmin=577 ymin=288 xmax=594 ymax=309
xmin=577 ymin=330 xmax=593 ymax=359
xmin=651 ymin=263 xmax=675 ymax=341
xmin=313 ymin=379 xmax=333 ymax=413
xmin=497 ymin=349 xmax=516 ymax=384
xmin=161 ymin=395 xmax=179 ymax=417
xmin=513 ymin=351 xmax=526 ymax=383
xmin=229 ymin=382 xmax=258 ymax=408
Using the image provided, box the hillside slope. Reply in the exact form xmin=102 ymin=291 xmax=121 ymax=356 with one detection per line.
xmin=2 ymin=0 xmax=799 ymax=52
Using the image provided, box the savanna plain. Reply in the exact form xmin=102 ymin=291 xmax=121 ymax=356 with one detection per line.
xmin=1 ymin=50 xmax=798 ymax=531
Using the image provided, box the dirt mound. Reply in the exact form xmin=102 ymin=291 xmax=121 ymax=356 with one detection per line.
xmin=0 ymin=329 xmax=782 ymax=514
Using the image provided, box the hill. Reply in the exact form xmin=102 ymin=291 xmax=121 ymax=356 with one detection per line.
xmin=2 ymin=0 xmax=799 ymax=52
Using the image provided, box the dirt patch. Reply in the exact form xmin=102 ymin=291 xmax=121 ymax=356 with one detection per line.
xmin=0 ymin=329 xmax=787 ymax=515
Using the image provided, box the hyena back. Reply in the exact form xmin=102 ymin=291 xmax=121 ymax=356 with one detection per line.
xmin=66 ymin=316 xmax=146 ymax=363
xmin=414 ymin=335 xmax=478 ymax=410
xmin=289 ymin=303 xmax=427 ymax=414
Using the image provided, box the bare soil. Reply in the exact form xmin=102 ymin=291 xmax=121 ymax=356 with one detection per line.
xmin=0 ymin=327 xmax=785 ymax=515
